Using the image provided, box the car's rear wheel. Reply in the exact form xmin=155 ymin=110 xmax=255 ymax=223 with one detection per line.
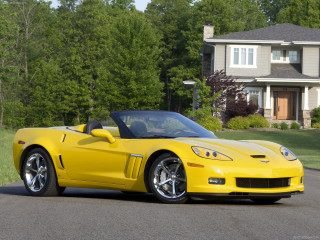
xmin=250 ymin=198 xmax=281 ymax=204
xmin=22 ymin=148 xmax=64 ymax=196
xmin=149 ymin=153 xmax=188 ymax=204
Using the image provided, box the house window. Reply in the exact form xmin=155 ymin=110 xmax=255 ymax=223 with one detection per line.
xmin=231 ymin=46 xmax=257 ymax=68
xmin=272 ymin=50 xmax=281 ymax=61
xmin=271 ymin=49 xmax=300 ymax=63
xmin=288 ymin=51 xmax=298 ymax=62
xmin=234 ymin=48 xmax=239 ymax=65
xmin=244 ymin=87 xmax=263 ymax=108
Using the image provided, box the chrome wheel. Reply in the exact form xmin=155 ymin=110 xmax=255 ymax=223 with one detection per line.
xmin=152 ymin=157 xmax=186 ymax=200
xmin=24 ymin=153 xmax=48 ymax=192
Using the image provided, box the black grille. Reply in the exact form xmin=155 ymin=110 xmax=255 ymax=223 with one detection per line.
xmin=236 ymin=178 xmax=290 ymax=188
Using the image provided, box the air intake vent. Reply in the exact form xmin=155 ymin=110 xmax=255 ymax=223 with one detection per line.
xmin=236 ymin=178 xmax=290 ymax=188
xmin=250 ymin=155 xmax=266 ymax=159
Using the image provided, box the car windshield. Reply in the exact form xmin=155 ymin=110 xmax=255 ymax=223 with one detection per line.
xmin=110 ymin=111 xmax=217 ymax=139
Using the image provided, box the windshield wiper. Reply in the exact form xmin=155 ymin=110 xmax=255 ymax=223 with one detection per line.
xmin=138 ymin=135 xmax=176 ymax=139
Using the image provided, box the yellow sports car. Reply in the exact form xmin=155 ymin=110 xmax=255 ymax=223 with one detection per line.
xmin=13 ymin=110 xmax=304 ymax=204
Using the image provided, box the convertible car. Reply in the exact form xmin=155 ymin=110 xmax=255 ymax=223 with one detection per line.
xmin=13 ymin=110 xmax=304 ymax=204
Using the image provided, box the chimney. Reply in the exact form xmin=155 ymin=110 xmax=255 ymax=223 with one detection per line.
xmin=203 ymin=21 xmax=214 ymax=40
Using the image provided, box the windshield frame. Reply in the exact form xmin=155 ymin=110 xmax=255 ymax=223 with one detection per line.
xmin=110 ymin=110 xmax=217 ymax=139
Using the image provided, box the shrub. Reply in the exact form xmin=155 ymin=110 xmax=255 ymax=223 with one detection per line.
xmin=290 ymin=122 xmax=300 ymax=130
xmin=197 ymin=116 xmax=222 ymax=131
xmin=225 ymin=98 xmax=258 ymax=120
xmin=227 ymin=116 xmax=250 ymax=130
xmin=247 ymin=114 xmax=269 ymax=128
xmin=312 ymin=122 xmax=320 ymax=128
xmin=272 ymin=123 xmax=279 ymax=128
xmin=280 ymin=122 xmax=288 ymax=130
xmin=311 ymin=106 xmax=320 ymax=125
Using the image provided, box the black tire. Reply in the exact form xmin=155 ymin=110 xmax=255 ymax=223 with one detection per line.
xmin=22 ymin=148 xmax=64 ymax=196
xmin=250 ymin=198 xmax=281 ymax=204
xmin=149 ymin=153 xmax=188 ymax=204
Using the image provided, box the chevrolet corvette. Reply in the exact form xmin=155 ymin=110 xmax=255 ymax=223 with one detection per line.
xmin=13 ymin=110 xmax=304 ymax=204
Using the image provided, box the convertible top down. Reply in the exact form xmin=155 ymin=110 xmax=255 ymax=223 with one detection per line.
xmin=13 ymin=110 xmax=304 ymax=203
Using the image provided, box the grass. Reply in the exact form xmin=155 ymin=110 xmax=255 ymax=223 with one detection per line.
xmin=215 ymin=129 xmax=320 ymax=170
xmin=0 ymin=129 xmax=20 ymax=186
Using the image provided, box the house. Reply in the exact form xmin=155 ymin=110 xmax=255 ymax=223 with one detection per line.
xmin=201 ymin=22 xmax=320 ymax=127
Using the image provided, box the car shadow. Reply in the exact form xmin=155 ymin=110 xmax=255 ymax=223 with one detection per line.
xmin=0 ymin=185 xmax=284 ymax=205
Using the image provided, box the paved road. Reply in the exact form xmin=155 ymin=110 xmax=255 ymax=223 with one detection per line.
xmin=0 ymin=169 xmax=319 ymax=240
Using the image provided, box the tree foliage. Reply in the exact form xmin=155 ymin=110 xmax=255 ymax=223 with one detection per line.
xmin=1 ymin=0 xmax=317 ymax=128
xmin=258 ymin=0 xmax=290 ymax=24
xmin=277 ymin=0 xmax=320 ymax=28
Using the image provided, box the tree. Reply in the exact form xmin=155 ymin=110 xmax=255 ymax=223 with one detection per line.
xmin=277 ymin=0 xmax=320 ymax=28
xmin=189 ymin=78 xmax=221 ymax=120
xmin=258 ymin=0 xmax=290 ymax=25
xmin=96 ymin=10 xmax=163 ymax=115
xmin=145 ymin=0 xmax=194 ymax=111
xmin=204 ymin=70 xmax=259 ymax=120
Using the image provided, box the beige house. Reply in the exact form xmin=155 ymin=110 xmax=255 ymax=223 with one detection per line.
xmin=201 ymin=23 xmax=320 ymax=127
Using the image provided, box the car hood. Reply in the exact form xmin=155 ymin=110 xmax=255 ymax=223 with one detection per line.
xmin=175 ymin=138 xmax=283 ymax=162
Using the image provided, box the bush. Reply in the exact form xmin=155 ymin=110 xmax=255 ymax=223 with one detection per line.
xmin=312 ymin=122 xmax=320 ymax=128
xmin=227 ymin=116 xmax=250 ymax=130
xmin=225 ymin=98 xmax=258 ymax=120
xmin=311 ymin=107 xmax=320 ymax=125
xmin=290 ymin=122 xmax=300 ymax=130
xmin=272 ymin=123 xmax=279 ymax=128
xmin=280 ymin=122 xmax=288 ymax=130
xmin=197 ymin=116 xmax=222 ymax=131
xmin=247 ymin=114 xmax=269 ymax=128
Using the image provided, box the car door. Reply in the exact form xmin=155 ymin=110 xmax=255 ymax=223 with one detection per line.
xmin=60 ymin=131 xmax=127 ymax=185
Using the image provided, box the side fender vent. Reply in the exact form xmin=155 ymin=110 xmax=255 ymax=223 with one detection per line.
xmin=250 ymin=155 xmax=266 ymax=159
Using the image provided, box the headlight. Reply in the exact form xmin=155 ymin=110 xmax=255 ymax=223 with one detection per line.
xmin=280 ymin=146 xmax=297 ymax=161
xmin=192 ymin=146 xmax=232 ymax=161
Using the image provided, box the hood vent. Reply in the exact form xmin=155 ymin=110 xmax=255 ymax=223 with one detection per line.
xmin=250 ymin=155 xmax=266 ymax=159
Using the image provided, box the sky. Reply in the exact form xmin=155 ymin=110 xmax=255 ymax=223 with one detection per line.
xmin=47 ymin=0 xmax=151 ymax=11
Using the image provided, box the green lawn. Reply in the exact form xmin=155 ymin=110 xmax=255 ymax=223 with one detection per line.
xmin=0 ymin=129 xmax=20 ymax=186
xmin=215 ymin=130 xmax=320 ymax=170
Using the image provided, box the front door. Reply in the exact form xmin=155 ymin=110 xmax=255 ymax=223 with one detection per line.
xmin=273 ymin=91 xmax=296 ymax=120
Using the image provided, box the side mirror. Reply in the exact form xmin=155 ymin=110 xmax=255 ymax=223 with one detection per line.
xmin=91 ymin=129 xmax=116 ymax=144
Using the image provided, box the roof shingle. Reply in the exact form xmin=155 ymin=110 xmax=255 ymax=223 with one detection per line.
xmin=210 ymin=23 xmax=320 ymax=42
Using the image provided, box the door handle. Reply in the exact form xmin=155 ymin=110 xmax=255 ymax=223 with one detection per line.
xmin=278 ymin=106 xmax=280 ymax=112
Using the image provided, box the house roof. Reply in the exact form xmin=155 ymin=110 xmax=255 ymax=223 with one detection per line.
xmin=208 ymin=23 xmax=320 ymax=42
xmin=236 ymin=64 xmax=319 ymax=80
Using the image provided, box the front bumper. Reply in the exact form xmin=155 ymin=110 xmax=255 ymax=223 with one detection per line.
xmin=188 ymin=191 xmax=304 ymax=199
xmin=184 ymin=156 xmax=305 ymax=197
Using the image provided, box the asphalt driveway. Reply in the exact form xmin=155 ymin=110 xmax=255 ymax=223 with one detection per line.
xmin=0 ymin=169 xmax=319 ymax=240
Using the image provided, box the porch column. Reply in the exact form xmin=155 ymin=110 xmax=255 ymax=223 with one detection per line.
xmin=266 ymin=85 xmax=271 ymax=109
xmin=303 ymin=86 xmax=309 ymax=110
xmin=301 ymin=85 xmax=311 ymax=128
xmin=263 ymin=84 xmax=272 ymax=123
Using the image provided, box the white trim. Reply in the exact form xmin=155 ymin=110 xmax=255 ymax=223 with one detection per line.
xmin=317 ymin=89 xmax=320 ymax=107
xmin=292 ymin=41 xmax=320 ymax=45
xmin=304 ymin=86 xmax=309 ymax=110
xmin=230 ymin=45 xmax=257 ymax=68
xmin=205 ymin=39 xmax=284 ymax=44
xmin=256 ymin=78 xmax=320 ymax=83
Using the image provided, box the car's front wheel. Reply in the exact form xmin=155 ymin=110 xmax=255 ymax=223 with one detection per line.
xmin=149 ymin=153 xmax=188 ymax=204
xmin=22 ymin=148 xmax=64 ymax=196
